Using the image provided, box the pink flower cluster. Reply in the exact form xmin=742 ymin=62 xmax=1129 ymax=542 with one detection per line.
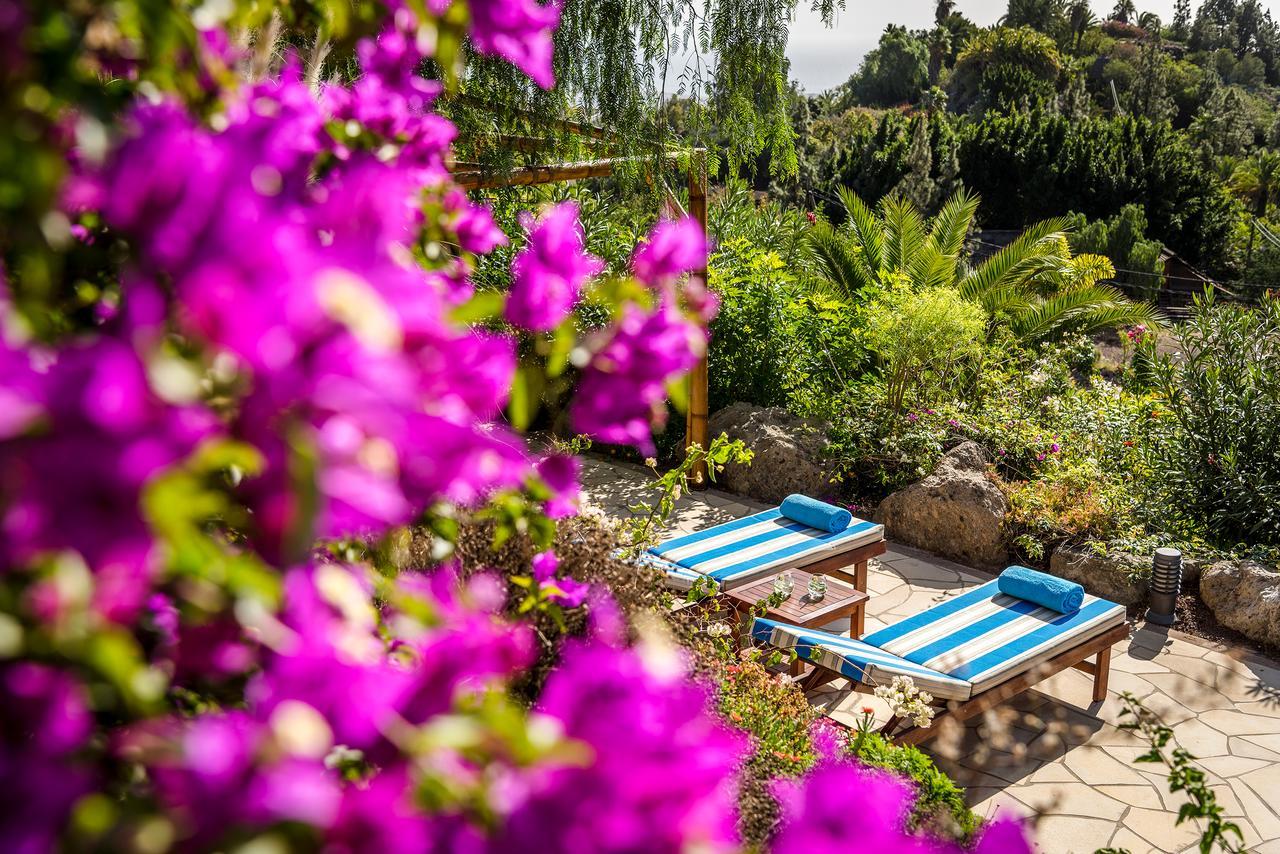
xmin=570 ymin=217 xmax=714 ymax=453
xmin=0 ymin=2 xmax=730 ymax=849
xmin=505 ymin=201 xmax=604 ymax=331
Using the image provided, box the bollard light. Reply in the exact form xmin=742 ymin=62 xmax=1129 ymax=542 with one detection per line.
xmin=1145 ymin=547 xmax=1182 ymax=626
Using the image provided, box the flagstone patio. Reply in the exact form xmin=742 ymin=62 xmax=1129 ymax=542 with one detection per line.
xmin=580 ymin=456 xmax=1280 ymax=854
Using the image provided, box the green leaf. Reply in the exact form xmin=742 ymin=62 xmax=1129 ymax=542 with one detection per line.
xmin=666 ymin=375 xmax=689 ymax=413
xmin=507 ymin=364 xmax=545 ymax=431
xmin=546 ymin=322 xmax=576 ymax=378
xmin=448 ymin=290 xmax=506 ymax=325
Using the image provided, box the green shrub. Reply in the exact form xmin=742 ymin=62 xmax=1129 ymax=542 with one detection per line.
xmin=1149 ymin=293 xmax=1280 ymax=546
xmin=863 ymin=286 xmax=988 ymax=414
xmin=707 ymin=239 xmax=799 ymax=410
xmin=707 ymin=237 xmax=864 ymax=413
xmin=1000 ymin=461 xmax=1137 ymax=562
xmin=850 ymin=25 xmax=930 ymax=107
xmin=691 ymin=639 xmax=979 ymax=847
xmin=713 ymin=651 xmax=820 ymax=845
xmin=948 ymin=26 xmax=1062 ymax=114
xmin=824 ymin=387 xmax=950 ymax=496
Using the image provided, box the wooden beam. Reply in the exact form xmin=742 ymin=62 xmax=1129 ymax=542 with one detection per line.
xmin=685 ymin=150 xmax=710 ymax=487
xmin=452 ymin=152 xmax=683 ymax=191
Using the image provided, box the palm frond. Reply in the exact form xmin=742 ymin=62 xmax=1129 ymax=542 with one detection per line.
xmin=1064 ymin=253 xmax=1116 ymax=289
xmin=836 ymin=187 xmax=884 ymax=274
xmin=806 ymin=222 xmax=874 ymax=298
xmin=1010 ymin=284 xmax=1160 ymax=342
xmin=976 ymin=282 xmax=1034 ymax=317
xmin=906 ymin=243 xmax=960 ymax=291
xmin=959 ymin=216 xmax=1071 ymax=302
xmin=926 ymin=189 xmax=980 ymax=259
xmin=880 ymin=193 xmax=926 ymax=274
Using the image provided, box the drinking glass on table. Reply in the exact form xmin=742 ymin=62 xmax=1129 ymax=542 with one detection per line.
xmin=807 ymin=573 xmax=827 ymax=601
xmin=773 ymin=571 xmax=795 ymax=599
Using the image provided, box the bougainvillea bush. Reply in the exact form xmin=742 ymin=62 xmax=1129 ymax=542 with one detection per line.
xmin=0 ymin=2 xmax=1032 ymax=851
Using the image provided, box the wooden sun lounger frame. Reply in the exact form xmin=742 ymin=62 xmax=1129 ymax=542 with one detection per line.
xmin=781 ymin=621 xmax=1129 ymax=746
xmin=802 ymin=539 xmax=885 ymax=594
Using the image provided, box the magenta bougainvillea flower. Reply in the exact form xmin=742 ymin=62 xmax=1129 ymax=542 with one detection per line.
xmin=463 ymin=0 xmax=563 ymax=88
xmin=531 ymin=550 xmax=590 ymax=607
xmin=501 ymin=640 xmax=748 ymax=851
xmin=0 ymin=328 xmax=44 ymax=441
xmin=535 ymin=453 xmax=581 ymax=518
xmin=0 ymin=338 xmax=215 ymax=621
xmin=0 ymin=664 xmax=95 ymax=854
xmin=630 ymin=216 xmax=709 ymax=287
xmin=570 ymin=299 xmax=708 ymax=453
xmin=772 ymin=755 xmax=1032 ymax=854
xmin=120 ymin=711 xmax=342 ymax=842
xmin=504 ymin=201 xmax=604 ymax=331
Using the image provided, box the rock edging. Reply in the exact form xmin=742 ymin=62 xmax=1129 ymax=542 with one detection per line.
xmin=873 ymin=442 xmax=1009 ymax=570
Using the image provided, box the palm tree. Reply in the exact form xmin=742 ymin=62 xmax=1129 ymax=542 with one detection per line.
xmin=1228 ymin=150 xmax=1280 ymax=265
xmin=1229 ymin=150 xmax=1280 ymax=219
xmin=808 ymin=188 xmax=1161 ymax=345
xmin=927 ymin=26 xmax=952 ymax=85
xmin=1137 ymin=11 xmax=1162 ymax=33
xmin=1110 ymin=0 xmax=1137 ymax=23
xmin=1067 ymin=0 xmax=1096 ymax=52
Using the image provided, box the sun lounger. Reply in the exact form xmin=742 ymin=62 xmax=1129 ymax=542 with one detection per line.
xmin=750 ymin=571 xmax=1128 ymax=745
xmin=631 ymin=551 xmax=720 ymax=594
xmin=647 ymin=502 xmax=885 ymax=593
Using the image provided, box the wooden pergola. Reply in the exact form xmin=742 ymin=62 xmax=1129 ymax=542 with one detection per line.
xmin=452 ymin=124 xmax=711 ymax=483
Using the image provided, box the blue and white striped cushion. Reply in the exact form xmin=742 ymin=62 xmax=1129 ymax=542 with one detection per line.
xmin=650 ymin=508 xmax=883 ymax=590
xmin=626 ymin=550 xmax=721 ymax=593
xmin=751 ymin=618 xmax=974 ymax=701
xmin=863 ymin=580 xmax=1126 ymax=695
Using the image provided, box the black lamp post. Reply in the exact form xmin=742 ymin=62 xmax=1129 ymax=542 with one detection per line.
xmin=1145 ymin=547 xmax=1182 ymax=626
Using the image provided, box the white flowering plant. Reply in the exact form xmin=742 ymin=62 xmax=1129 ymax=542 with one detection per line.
xmin=873 ymin=675 xmax=936 ymax=729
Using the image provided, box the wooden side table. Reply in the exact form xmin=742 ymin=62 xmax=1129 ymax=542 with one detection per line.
xmin=727 ymin=567 xmax=870 ymax=646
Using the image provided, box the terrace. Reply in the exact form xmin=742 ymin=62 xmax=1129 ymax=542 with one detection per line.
xmin=581 ymin=455 xmax=1280 ymax=853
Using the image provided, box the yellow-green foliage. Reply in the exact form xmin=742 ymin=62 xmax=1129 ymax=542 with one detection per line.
xmin=862 ymin=286 xmax=987 ymax=413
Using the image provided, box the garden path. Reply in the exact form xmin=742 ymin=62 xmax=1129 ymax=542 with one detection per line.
xmin=579 ymin=455 xmax=1280 ymax=854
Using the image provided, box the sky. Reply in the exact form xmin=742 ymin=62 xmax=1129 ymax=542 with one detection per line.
xmin=783 ymin=0 xmax=1181 ymax=92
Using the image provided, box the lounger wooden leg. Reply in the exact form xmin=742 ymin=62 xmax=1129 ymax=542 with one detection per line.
xmin=854 ymin=559 xmax=868 ymax=594
xmin=1092 ymin=646 xmax=1112 ymax=703
xmin=798 ymin=665 xmax=841 ymax=692
xmin=851 ymin=602 xmax=865 ymax=638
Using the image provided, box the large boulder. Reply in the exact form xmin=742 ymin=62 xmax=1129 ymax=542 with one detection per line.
xmin=1200 ymin=561 xmax=1280 ymax=648
xmin=1049 ymin=543 xmax=1149 ymax=606
xmin=706 ymin=403 xmax=838 ymax=504
xmin=873 ymin=442 xmax=1009 ymax=570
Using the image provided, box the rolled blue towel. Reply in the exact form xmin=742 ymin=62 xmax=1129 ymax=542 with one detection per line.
xmin=778 ymin=494 xmax=852 ymax=533
xmin=997 ymin=565 xmax=1084 ymax=613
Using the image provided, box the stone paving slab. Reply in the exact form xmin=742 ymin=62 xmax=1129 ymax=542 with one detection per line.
xmin=580 ymin=456 xmax=1280 ymax=854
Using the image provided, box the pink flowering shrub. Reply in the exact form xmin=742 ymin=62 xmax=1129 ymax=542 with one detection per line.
xmin=0 ymin=2 xmax=1031 ymax=851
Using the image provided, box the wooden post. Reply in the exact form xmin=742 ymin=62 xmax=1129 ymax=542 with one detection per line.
xmin=686 ymin=149 xmax=710 ymax=487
